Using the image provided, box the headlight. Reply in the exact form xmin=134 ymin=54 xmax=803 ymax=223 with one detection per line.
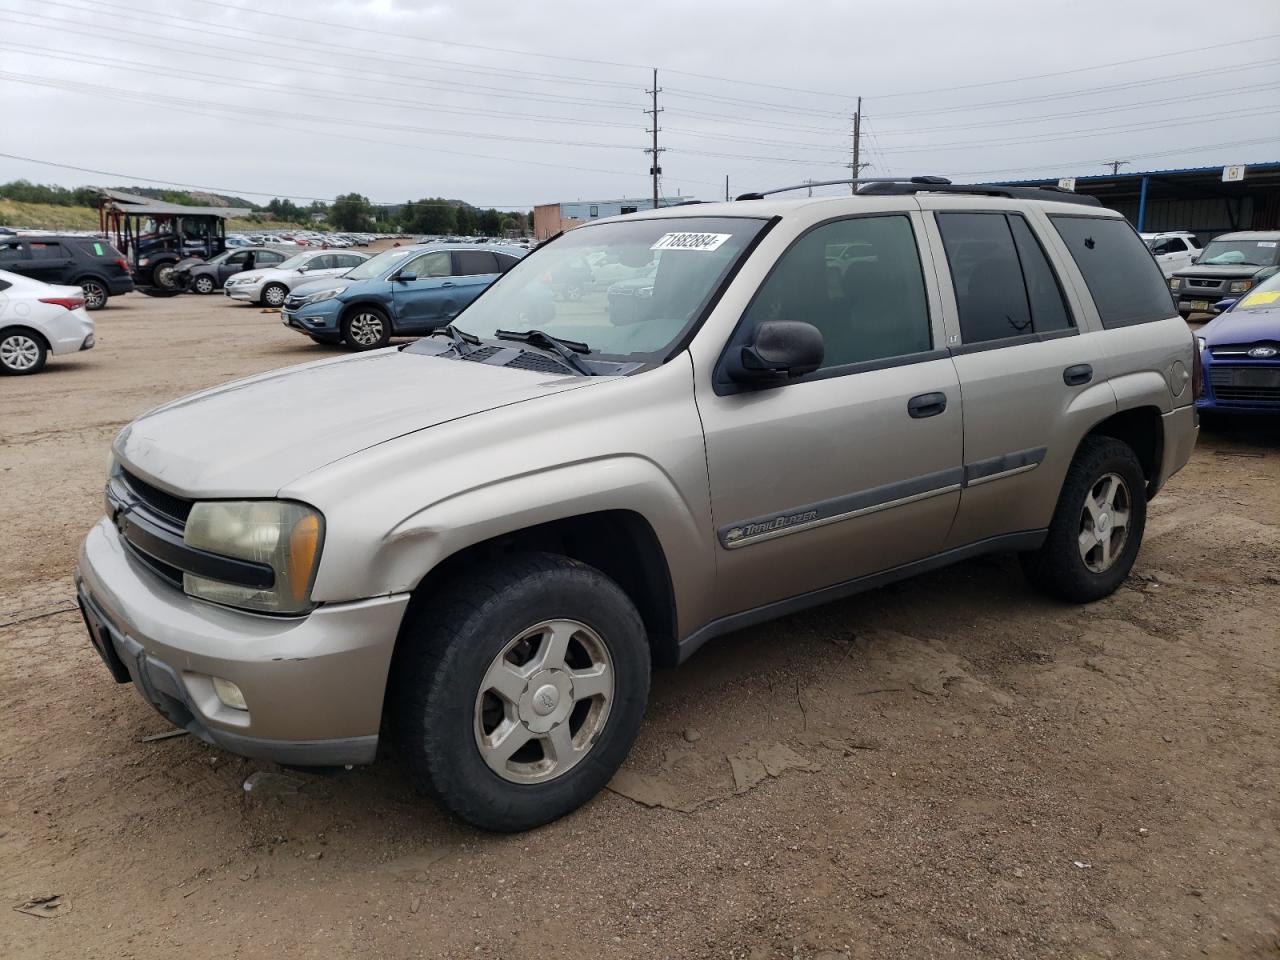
xmin=1168 ymin=277 xmax=1181 ymax=291
xmin=301 ymin=285 xmax=347 ymax=305
xmin=1196 ymin=336 xmax=1206 ymax=352
xmin=233 ymin=275 xmax=261 ymax=285
xmin=182 ymin=501 xmax=324 ymax=614
xmin=1228 ymin=280 xmax=1252 ymax=294
xmin=139 ymin=257 xmax=150 ymax=267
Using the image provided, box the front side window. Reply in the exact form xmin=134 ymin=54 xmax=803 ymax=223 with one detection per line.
xmin=740 ymin=215 xmax=932 ymax=369
xmin=443 ymin=216 xmax=768 ymax=363
xmin=405 ymin=251 xmax=450 ymax=278
xmin=225 ymin=252 xmax=248 ymax=266
xmin=28 ymin=242 xmax=66 ymax=260
xmin=1152 ymin=237 xmax=1186 ymax=254
xmin=1050 ymin=216 xmax=1175 ymax=328
xmin=274 ymin=253 xmax=310 ymax=271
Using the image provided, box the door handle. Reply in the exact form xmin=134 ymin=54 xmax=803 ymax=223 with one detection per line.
xmin=440 ymin=281 xmax=455 ymax=288
xmin=907 ymin=392 xmax=948 ymax=419
xmin=1063 ymin=363 xmax=1093 ymax=386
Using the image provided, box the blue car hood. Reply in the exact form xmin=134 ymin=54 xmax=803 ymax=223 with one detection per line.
xmin=1202 ymin=304 xmax=1280 ymax=346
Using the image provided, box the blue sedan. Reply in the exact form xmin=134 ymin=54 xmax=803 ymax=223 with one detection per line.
xmin=282 ymin=244 xmax=524 ymax=350
xmin=1197 ymin=270 xmax=1280 ymax=414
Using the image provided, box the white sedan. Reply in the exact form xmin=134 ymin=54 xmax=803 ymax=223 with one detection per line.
xmin=0 ymin=268 xmax=95 ymax=375
xmin=223 ymin=250 xmax=370 ymax=307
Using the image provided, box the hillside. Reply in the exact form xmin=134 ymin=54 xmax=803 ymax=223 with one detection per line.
xmin=0 ymin=200 xmax=310 ymax=233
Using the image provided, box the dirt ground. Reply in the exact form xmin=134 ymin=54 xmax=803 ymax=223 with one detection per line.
xmin=1 ymin=290 xmax=1277 ymax=960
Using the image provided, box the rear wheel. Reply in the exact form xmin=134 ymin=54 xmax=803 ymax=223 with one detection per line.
xmin=78 ymin=278 xmax=108 ymax=310
xmin=341 ymin=306 xmax=391 ymax=350
xmin=0 ymin=328 xmax=49 ymax=375
xmin=1020 ymin=436 xmax=1147 ymax=603
xmin=191 ymin=275 xmax=215 ymax=295
xmin=261 ymin=283 xmax=288 ymax=308
xmin=394 ymin=553 xmax=650 ymax=832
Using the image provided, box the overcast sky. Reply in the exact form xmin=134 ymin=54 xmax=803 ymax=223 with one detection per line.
xmin=2 ymin=0 xmax=1278 ymax=210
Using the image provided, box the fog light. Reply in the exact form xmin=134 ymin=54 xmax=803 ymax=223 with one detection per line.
xmin=212 ymin=677 xmax=248 ymax=711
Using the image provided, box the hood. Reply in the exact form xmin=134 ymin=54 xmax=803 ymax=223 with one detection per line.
xmin=1202 ymin=304 xmax=1280 ymax=346
xmin=1174 ymin=263 xmax=1267 ymax=279
xmin=115 ymin=349 xmax=594 ymax=497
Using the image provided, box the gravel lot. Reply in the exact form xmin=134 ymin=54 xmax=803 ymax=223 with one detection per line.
xmin=2 ymin=291 xmax=1277 ymax=960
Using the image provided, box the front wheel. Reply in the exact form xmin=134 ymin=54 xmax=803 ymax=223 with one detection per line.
xmin=394 ymin=553 xmax=650 ymax=832
xmin=1020 ymin=436 xmax=1147 ymax=603
xmin=261 ymin=283 xmax=288 ymax=308
xmin=79 ymin=279 xmax=108 ymax=310
xmin=341 ymin=307 xmax=391 ymax=350
xmin=191 ymin=275 xmax=215 ymax=295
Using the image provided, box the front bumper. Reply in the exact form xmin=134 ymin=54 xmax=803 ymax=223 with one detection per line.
xmin=1197 ymin=357 xmax=1280 ymax=413
xmin=281 ymin=298 xmax=344 ymax=338
xmin=76 ymin=518 xmax=410 ymax=765
xmin=224 ymin=283 xmax=262 ymax=302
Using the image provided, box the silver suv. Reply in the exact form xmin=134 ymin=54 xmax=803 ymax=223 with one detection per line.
xmin=76 ymin=179 xmax=1198 ymax=830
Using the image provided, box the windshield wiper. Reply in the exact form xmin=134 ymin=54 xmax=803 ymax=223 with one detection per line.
xmin=494 ymin=328 xmax=596 ymax=375
xmin=429 ymin=323 xmax=482 ymax=356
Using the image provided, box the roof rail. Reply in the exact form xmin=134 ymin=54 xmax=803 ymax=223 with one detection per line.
xmin=855 ymin=181 xmax=1103 ymax=207
xmin=734 ymin=176 xmax=950 ymax=201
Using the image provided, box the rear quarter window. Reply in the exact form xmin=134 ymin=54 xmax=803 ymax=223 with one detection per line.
xmin=1049 ymin=216 xmax=1175 ymax=328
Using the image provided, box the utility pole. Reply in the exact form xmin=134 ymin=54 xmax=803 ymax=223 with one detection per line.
xmin=1105 ymin=159 xmax=1130 ymax=175
xmin=725 ymin=174 xmax=729 ymax=202
xmin=645 ymin=68 xmax=664 ymax=208
xmin=848 ymin=96 xmax=869 ymax=193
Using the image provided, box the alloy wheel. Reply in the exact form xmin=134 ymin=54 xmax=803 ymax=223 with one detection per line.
xmin=474 ymin=619 xmax=614 ymax=784
xmin=82 ymin=282 xmax=106 ymax=308
xmin=264 ymin=285 xmax=287 ymax=307
xmin=348 ymin=312 xmax=384 ymax=346
xmin=1078 ymin=472 xmax=1131 ymax=573
xmin=0 ymin=334 xmax=41 ymax=371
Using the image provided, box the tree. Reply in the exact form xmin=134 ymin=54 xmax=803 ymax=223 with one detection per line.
xmin=454 ymin=205 xmax=477 ymax=235
xmin=329 ymin=193 xmax=374 ymax=231
xmin=407 ymin=198 xmax=456 ymax=235
xmin=478 ymin=208 xmax=503 ymax=236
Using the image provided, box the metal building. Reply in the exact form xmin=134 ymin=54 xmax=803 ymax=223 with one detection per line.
xmin=532 ymin=196 xmax=687 ymax=241
xmin=996 ymin=162 xmax=1280 ymax=242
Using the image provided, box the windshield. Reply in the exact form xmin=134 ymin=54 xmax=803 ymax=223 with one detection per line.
xmin=342 ymin=247 xmax=418 ymax=281
xmin=1199 ymin=239 xmax=1279 ymax=267
xmin=275 ymin=253 xmax=310 ymax=271
xmin=1234 ymin=271 xmax=1280 ymax=311
xmin=442 ymin=216 xmax=767 ymax=362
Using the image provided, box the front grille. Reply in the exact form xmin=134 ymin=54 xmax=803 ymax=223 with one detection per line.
xmin=283 ymin=295 xmax=306 ymax=309
xmin=1209 ymin=365 xmax=1280 ymax=403
xmin=123 ymin=539 xmax=185 ymax=588
xmin=121 ymin=468 xmax=191 ymax=526
xmin=1187 ymin=278 xmax=1224 ymax=289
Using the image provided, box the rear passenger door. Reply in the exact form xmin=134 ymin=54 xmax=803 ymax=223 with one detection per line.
xmin=448 ymin=250 xmax=502 ymax=318
xmin=921 ymin=203 xmax=1115 ymax=549
xmin=696 ymin=210 xmax=964 ymax=616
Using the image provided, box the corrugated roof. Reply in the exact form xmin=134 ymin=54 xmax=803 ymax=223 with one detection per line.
xmin=110 ymin=201 xmax=251 ymax=218
xmin=995 ymin=161 xmax=1280 ymax=186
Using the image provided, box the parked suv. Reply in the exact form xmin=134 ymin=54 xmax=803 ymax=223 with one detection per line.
xmin=1169 ymin=230 xmax=1280 ymax=316
xmin=76 ymin=181 xmax=1197 ymax=831
xmin=1141 ymin=230 xmax=1201 ymax=277
xmin=0 ymin=235 xmax=134 ymax=310
xmin=281 ymin=244 xmax=523 ymax=349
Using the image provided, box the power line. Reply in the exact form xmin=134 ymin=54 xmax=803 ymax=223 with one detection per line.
xmin=948 ymin=136 xmax=1280 ymax=179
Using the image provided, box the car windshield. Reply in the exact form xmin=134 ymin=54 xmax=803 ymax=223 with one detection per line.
xmin=440 ymin=216 xmax=768 ymax=362
xmin=1234 ymin=271 xmax=1280 ymax=311
xmin=342 ymin=247 xmax=418 ymax=281
xmin=275 ymin=253 xmax=310 ymax=271
xmin=1198 ymin=239 xmax=1279 ymax=267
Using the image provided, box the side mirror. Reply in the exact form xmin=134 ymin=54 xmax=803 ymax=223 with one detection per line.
xmin=396 ymin=272 xmax=417 ymax=282
xmin=1212 ymin=298 xmax=1237 ymax=314
xmin=727 ymin=320 xmax=824 ymax=384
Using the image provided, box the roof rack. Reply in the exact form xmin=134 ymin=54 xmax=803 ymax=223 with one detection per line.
xmin=734 ymin=176 xmax=1102 ymax=208
xmin=735 ymin=176 xmax=949 ymax=201
xmin=856 ymin=181 xmax=1102 ymax=207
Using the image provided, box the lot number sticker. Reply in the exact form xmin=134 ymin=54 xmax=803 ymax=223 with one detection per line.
xmin=651 ymin=232 xmax=732 ymax=252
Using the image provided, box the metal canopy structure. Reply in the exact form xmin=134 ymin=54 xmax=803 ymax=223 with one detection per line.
xmin=992 ymin=162 xmax=1280 ymax=239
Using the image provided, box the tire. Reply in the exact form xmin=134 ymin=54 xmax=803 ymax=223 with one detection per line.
xmin=0 ymin=327 xmax=49 ymax=375
xmin=78 ymin=278 xmax=109 ymax=311
xmin=394 ymin=553 xmax=651 ymax=832
xmin=191 ymin=275 xmax=216 ymax=295
xmin=261 ymin=283 xmax=288 ymax=308
xmin=151 ymin=261 xmax=179 ymax=292
xmin=341 ymin=306 xmax=391 ymax=350
xmin=1020 ymin=436 xmax=1147 ymax=603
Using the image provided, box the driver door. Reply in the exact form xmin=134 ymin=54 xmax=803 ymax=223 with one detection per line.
xmin=391 ymin=251 xmax=453 ymax=331
xmin=218 ymin=251 xmax=249 ymax=284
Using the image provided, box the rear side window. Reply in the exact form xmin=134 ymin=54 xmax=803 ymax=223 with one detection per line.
xmin=259 ymin=251 xmax=285 ymax=265
xmin=741 ymin=214 xmax=932 ymax=370
xmin=495 ymin=253 xmax=520 ymax=272
xmin=1151 ymin=237 xmax=1186 ymax=254
xmin=453 ymin=250 xmax=500 ymax=276
xmin=1050 ymin=216 xmax=1175 ymax=327
xmin=937 ymin=212 xmax=1073 ymax=344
